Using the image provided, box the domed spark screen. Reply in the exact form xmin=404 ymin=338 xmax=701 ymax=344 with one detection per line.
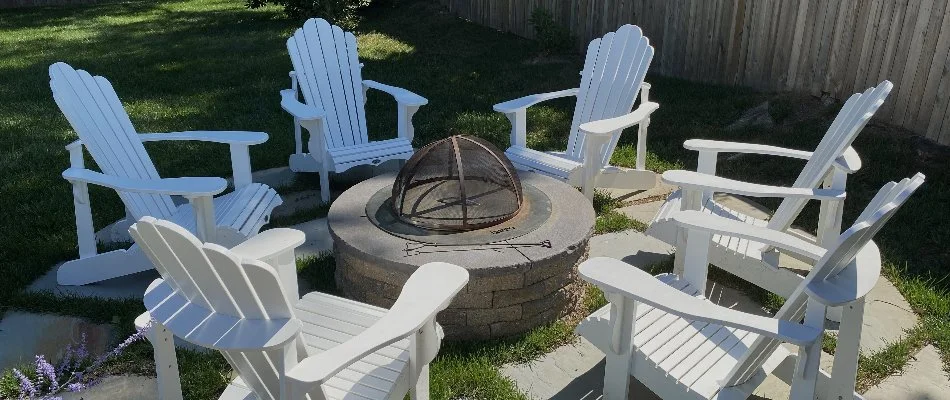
xmin=392 ymin=135 xmax=523 ymax=231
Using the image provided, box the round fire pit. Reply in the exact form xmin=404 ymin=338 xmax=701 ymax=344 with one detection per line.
xmin=328 ymin=171 xmax=595 ymax=340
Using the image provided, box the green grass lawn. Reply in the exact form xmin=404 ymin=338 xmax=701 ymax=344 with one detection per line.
xmin=1 ymin=0 xmax=949 ymax=398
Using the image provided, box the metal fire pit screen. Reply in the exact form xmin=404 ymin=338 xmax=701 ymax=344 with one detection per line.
xmin=392 ymin=135 xmax=523 ymax=231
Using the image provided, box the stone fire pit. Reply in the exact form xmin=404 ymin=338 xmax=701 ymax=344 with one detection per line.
xmin=328 ymin=171 xmax=595 ymax=340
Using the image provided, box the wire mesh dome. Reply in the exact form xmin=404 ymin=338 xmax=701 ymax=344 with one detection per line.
xmin=392 ymin=135 xmax=523 ymax=231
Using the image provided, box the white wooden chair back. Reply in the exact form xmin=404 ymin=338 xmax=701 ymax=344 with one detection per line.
xmin=287 ymin=18 xmax=368 ymax=151
xmin=49 ymin=62 xmax=177 ymax=221
xmin=566 ymin=24 xmax=654 ymax=164
xmin=130 ymin=216 xmax=299 ymax=400
xmin=767 ymin=81 xmax=893 ymax=232
xmin=724 ymin=173 xmax=924 ymax=386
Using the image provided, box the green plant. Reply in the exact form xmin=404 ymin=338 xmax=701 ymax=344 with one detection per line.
xmin=529 ymin=8 xmax=574 ymax=54
xmin=245 ymin=0 xmax=371 ymax=29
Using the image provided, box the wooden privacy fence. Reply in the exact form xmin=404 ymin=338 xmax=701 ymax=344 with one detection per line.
xmin=438 ymin=0 xmax=950 ymax=145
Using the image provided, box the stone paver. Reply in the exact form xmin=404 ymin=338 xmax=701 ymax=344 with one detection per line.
xmin=286 ymin=218 xmax=334 ymax=258
xmin=243 ymin=166 xmax=298 ymax=189
xmin=601 ymin=175 xmax=675 ymax=204
xmin=272 ymin=189 xmax=325 ymax=218
xmin=845 ymin=277 xmax=919 ymax=354
xmin=611 ymin=178 xmax=674 ymax=224
xmin=864 ymin=345 xmax=950 ymax=400
xmin=0 ymin=312 xmax=114 ymax=370
xmin=588 ymin=230 xmax=673 ymax=268
xmin=61 ymin=375 xmax=158 ymax=400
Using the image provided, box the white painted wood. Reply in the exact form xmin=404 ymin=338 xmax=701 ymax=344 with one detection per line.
xmin=768 ymin=82 xmax=893 ymax=233
xmin=671 ymin=212 xmax=827 ymax=261
xmin=579 ymin=174 xmax=924 ymax=399
xmin=495 ymin=25 xmax=659 ymax=201
xmin=131 ymin=217 xmax=467 ymax=400
xmin=581 ymin=259 xmax=820 ymax=346
xmin=603 ymin=292 xmax=637 ymax=400
xmin=135 ymin=313 xmax=183 ymax=400
xmin=826 ymin=298 xmax=864 ymax=400
xmin=137 ymin=131 xmax=268 ymax=144
xmin=662 ymin=170 xmax=847 ymax=201
xmin=651 ymin=82 xmax=893 ymax=302
xmin=49 ymin=62 xmax=282 ymax=286
xmin=789 ymin=299 xmax=825 ymax=400
xmin=284 ymin=18 xmax=427 ymax=201
xmin=681 ymin=228 xmax=713 ymax=293
xmin=66 ymin=141 xmax=97 ymax=259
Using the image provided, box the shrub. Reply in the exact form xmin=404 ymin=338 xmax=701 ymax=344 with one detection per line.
xmin=529 ymin=8 xmax=575 ymax=54
xmin=245 ymin=0 xmax=372 ymax=29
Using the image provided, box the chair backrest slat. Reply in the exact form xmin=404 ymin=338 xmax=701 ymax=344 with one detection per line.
xmin=767 ymin=81 xmax=893 ymax=232
xmin=203 ymin=245 xmax=268 ymax=319
xmin=566 ymin=25 xmax=654 ymax=162
xmin=131 ymin=220 xmax=214 ymax=310
xmin=132 ymin=217 xmax=302 ymax=400
xmin=49 ymin=63 xmax=177 ymax=219
xmin=723 ymin=173 xmax=924 ymax=386
xmin=153 ymin=223 xmax=244 ymax=317
xmin=287 ymin=18 xmax=367 ymax=150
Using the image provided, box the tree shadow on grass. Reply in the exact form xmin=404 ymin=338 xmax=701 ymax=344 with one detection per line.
xmin=0 ymin=0 xmax=302 ymax=308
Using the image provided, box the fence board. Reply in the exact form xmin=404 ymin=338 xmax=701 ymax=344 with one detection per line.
xmin=438 ymin=0 xmax=950 ymax=145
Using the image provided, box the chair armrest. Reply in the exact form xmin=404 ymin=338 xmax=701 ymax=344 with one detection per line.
xmin=836 ymin=146 xmax=861 ymax=174
xmin=280 ymin=89 xmax=326 ymax=121
xmin=579 ymin=257 xmax=821 ymax=346
xmin=683 ymin=139 xmax=813 ymax=159
xmin=493 ymin=88 xmax=579 ymax=113
xmin=662 ymin=170 xmax=846 ymax=201
xmin=138 ymin=131 xmax=268 ymax=146
xmin=362 ymin=80 xmax=428 ymax=106
xmin=671 ymin=211 xmax=826 ymax=261
xmin=806 ymin=242 xmax=881 ymax=307
xmin=230 ymin=228 xmax=306 ymax=262
xmin=63 ymin=168 xmax=227 ymax=197
xmin=286 ymin=262 xmax=468 ymax=389
xmin=684 ymin=139 xmax=862 ymax=174
xmin=579 ymin=102 xmax=659 ymax=135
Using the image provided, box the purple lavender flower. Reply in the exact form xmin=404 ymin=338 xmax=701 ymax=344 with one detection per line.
xmin=87 ymin=322 xmax=150 ymax=372
xmin=35 ymin=355 xmax=58 ymax=388
xmin=12 ymin=319 xmax=155 ymax=399
xmin=56 ymin=344 xmax=73 ymax=377
xmin=12 ymin=368 xmax=36 ymax=398
xmin=66 ymin=382 xmax=86 ymax=392
xmin=71 ymin=333 xmax=88 ymax=371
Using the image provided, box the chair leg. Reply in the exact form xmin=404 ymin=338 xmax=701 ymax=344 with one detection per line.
xmin=827 ymin=299 xmax=864 ymax=400
xmin=410 ymin=364 xmax=430 ymax=400
xmin=603 ymin=354 xmax=631 ymax=400
xmin=146 ymin=320 xmax=184 ymax=400
xmin=790 ymin=299 xmax=825 ymax=400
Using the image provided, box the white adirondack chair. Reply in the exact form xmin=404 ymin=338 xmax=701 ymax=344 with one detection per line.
xmin=648 ymin=81 xmax=893 ymax=305
xmin=494 ymin=24 xmax=659 ymax=200
xmin=578 ymin=173 xmax=924 ymax=400
xmin=50 ymin=62 xmax=283 ymax=286
xmin=130 ymin=216 xmax=469 ymax=400
xmin=281 ymin=18 xmax=428 ymax=202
